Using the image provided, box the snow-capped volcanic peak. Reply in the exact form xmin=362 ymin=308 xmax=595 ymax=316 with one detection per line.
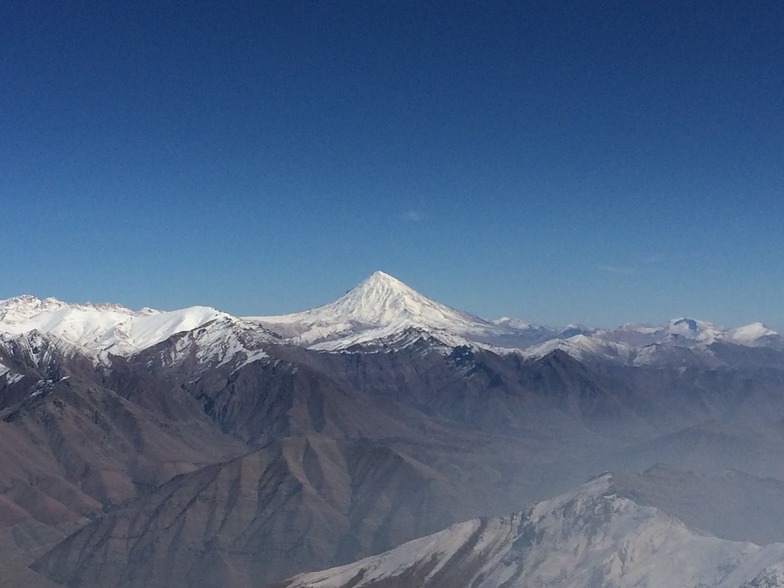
xmin=251 ymin=271 xmax=497 ymax=348
xmin=318 ymin=271 xmax=486 ymax=328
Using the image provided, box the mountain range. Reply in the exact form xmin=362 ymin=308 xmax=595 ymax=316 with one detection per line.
xmin=1 ymin=271 xmax=783 ymax=587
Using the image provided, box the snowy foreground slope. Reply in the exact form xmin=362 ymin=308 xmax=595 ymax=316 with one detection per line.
xmin=275 ymin=473 xmax=784 ymax=588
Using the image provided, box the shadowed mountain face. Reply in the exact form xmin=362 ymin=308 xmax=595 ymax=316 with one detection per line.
xmin=1 ymin=275 xmax=783 ymax=587
xmin=32 ymin=433 xmax=476 ymax=588
xmin=0 ymin=336 xmax=248 ymax=587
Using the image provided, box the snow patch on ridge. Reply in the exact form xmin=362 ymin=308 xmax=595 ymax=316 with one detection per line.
xmin=730 ymin=322 xmax=778 ymax=344
xmin=522 ymin=334 xmax=634 ymax=363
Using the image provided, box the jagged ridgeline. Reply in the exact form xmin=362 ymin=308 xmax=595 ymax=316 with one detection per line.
xmin=1 ymin=273 xmax=784 ymax=588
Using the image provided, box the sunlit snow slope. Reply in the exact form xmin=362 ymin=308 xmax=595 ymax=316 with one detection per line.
xmin=0 ymin=295 xmax=266 ymax=365
xmin=3 ymin=271 xmax=780 ymax=361
xmin=248 ymin=271 xmax=503 ymax=349
xmin=278 ymin=473 xmax=784 ymax=588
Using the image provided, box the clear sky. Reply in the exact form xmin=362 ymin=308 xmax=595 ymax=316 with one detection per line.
xmin=3 ymin=1 xmax=783 ymax=328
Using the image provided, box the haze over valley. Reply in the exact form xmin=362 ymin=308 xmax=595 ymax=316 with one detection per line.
xmin=2 ymin=273 xmax=784 ymax=586
xmin=4 ymin=2 xmax=783 ymax=585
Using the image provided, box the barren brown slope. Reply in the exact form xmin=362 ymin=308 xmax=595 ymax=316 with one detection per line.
xmin=32 ymin=433 xmax=472 ymax=588
xmin=11 ymin=322 xmax=784 ymax=588
xmin=0 ymin=334 xmax=249 ymax=587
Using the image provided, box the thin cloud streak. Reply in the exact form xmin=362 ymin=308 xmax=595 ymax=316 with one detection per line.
xmin=598 ymin=264 xmax=638 ymax=275
xmin=643 ymin=252 xmax=703 ymax=265
xmin=401 ymin=210 xmax=425 ymax=223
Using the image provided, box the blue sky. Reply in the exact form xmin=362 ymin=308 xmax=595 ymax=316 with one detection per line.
xmin=3 ymin=1 xmax=783 ymax=328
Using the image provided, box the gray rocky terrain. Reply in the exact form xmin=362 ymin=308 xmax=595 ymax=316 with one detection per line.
xmin=1 ymin=275 xmax=783 ymax=587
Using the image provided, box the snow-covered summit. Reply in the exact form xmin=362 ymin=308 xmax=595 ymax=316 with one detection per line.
xmin=0 ymin=295 xmax=253 ymax=363
xmin=663 ymin=317 xmax=724 ymax=342
xmin=608 ymin=318 xmax=779 ymax=348
xmin=3 ymin=282 xmax=779 ymax=364
xmin=0 ymin=294 xmax=145 ymax=324
xmin=323 ymin=271 xmax=487 ymax=327
xmin=492 ymin=316 xmax=532 ymax=330
xmin=528 ymin=317 xmax=784 ymax=366
xmin=523 ymin=333 xmax=634 ymax=363
xmin=249 ymin=271 xmax=500 ymax=349
xmin=266 ymin=271 xmax=491 ymax=327
xmin=247 ymin=273 xmax=783 ymax=358
xmin=729 ymin=321 xmax=779 ymax=345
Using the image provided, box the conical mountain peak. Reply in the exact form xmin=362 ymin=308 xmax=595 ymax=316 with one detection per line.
xmin=355 ymin=271 xmax=415 ymax=295
xmin=341 ymin=271 xmax=425 ymax=317
xmin=324 ymin=271 xmax=484 ymax=328
xmin=364 ymin=270 xmax=397 ymax=282
xmin=252 ymin=272 xmax=496 ymax=348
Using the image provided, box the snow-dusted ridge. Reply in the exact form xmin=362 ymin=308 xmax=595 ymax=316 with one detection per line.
xmin=2 ymin=273 xmax=780 ymax=362
xmin=279 ymin=473 xmax=784 ymax=588
xmin=246 ymin=272 xmax=782 ymax=358
xmin=0 ymin=295 xmax=225 ymax=359
xmin=520 ymin=317 xmax=782 ymax=365
xmin=0 ymin=295 xmax=271 ymax=366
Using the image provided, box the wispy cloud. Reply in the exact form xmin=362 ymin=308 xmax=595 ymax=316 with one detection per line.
xmin=401 ymin=210 xmax=425 ymax=223
xmin=598 ymin=264 xmax=638 ymax=275
xmin=643 ymin=253 xmax=667 ymax=265
xmin=598 ymin=251 xmax=703 ymax=276
xmin=643 ymin=251 xmax=703 ymax=265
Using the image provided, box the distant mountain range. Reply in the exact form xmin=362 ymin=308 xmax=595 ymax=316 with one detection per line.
xmin=1 ymin=272 xmax=783 ymax=587
xmin=3 ymin=270 xmax=780 ymax=365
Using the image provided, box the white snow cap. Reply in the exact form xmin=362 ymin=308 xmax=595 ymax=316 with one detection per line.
xmin=0 ymin=295 xmax=228 ymax=361
xmin=248 ymin=271 xmax=500 ymax=349
xmin=317 ymin=270 xmax=490 ymax=327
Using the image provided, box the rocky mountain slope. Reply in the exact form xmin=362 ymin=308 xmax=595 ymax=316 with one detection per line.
xmin=274 ymin=472 xmax=784 ymax=588
xmin=1 ymin=272 xmax=783 ymax=587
